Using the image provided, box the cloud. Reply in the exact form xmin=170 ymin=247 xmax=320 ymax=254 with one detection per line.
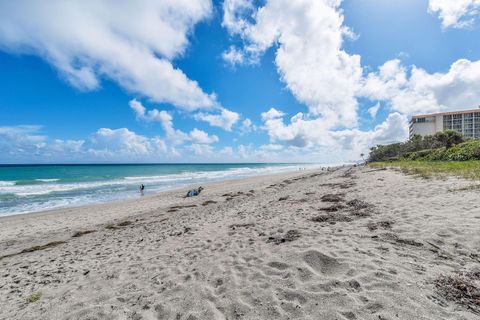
xmin=129 ymin=99 xmax=219 ymax=144
xmin=222 ymin=0 xmax=255 ymax=35
xmin=189 ymin=128 xmax=219 ymax=144
xmin=222 ymin=46 xmax=245 ymax=65
xmin=260 ymin=107 xmax=408 ymax=155
xmin=129 ymin=99 xmax=172 ymax=123
xmin=0 ymin=125 xmax=191 ymax=162
xmin=261 ymin=108 xmax=285 ymax=121
xmin=194 ymin=108 xmax=240 ymax=131
xmin=0 ymin=125 xmax=88 ymax=162
xmin=223 ymin=0 xmax=362 ymax=129
xmin=332 ymin=113 xmax=409 ymax=152
xmin=221 ymin=0 xmax=480 ymax=159
xmin=259 ymin=144 xmax=283 ymax=151
xmin=185 ymin=143 xmax=214 ymax=156
xmin=0 ymin=123 xmax=406 ymax=163
xmin=262 ymin=111 xmax=332 ymax=148
xmin=428 ymin=0 xmax=480 ymax=28
xmin=259 ymin=57 xmax=480 ymax=152
xmin=368 ymin=102 xmax=381 ymax=118
xmin=0 ymin=0 xmax=216 ymax=110
xmin=132 ymin=98 xmax=238 ymax=133
xmin=239 ymin=118 xmax=256 ymax=134
xmin=88 ymin=128 xmax=167 ymax=156
xmin=362 ymin=58 xmax=480 ymax=116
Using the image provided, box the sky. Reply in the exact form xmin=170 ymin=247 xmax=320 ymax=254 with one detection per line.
xmin=1 ymin=0 xmax=480 ymax=164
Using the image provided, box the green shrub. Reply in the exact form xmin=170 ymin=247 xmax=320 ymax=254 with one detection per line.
xmin=443 ymin=140 xmax=480 ymax=161
xmin=401 ymin=149 xmax=435 ymax=161
xmin=26 ymin=292 xmax=41 ymax=303
xmin=368 ymin=131 xmax=472 ymax=162
xmin=425 ymin=148 xmax=448 ymax=161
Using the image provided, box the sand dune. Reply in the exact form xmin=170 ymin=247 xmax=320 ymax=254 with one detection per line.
xmin=1 ymin=167 xmax=479 ymax=319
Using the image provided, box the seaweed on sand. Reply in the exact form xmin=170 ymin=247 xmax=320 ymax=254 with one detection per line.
xmin=267 ymin=230 xmax=301 ymax=245
xmin=435 ymin=271 xmax=480 ymax=314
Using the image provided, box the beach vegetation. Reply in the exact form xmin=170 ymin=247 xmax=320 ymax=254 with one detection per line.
xmin=368 ymin=130 xmax=480 ymax=179
xmin=369 ymin=160 xmax=480 ymax=180
xmin=26 ymin=292 xmax=42 ymax=303
xmin=368 ymin=130 xmax=467 ymax=162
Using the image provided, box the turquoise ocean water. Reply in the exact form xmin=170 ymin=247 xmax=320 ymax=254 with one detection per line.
xmin=0 ymin=163 xmax=321 ymax=216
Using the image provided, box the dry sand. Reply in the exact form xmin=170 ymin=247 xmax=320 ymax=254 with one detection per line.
xmin=0 ymin=166 xmax=479 ymax=320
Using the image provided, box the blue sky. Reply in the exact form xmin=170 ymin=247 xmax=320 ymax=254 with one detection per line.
xmin=1 ymin=0 xmax=480 ymax=163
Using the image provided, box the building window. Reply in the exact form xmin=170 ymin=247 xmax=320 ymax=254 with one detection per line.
xmin=443 ymin=115 xmax=452 ymax=130
xmin=415 ymin=117 xmax=426 ymax=123
xmin=452 ymin=114 xmax=463 ymax=133
xmin=474 ymin=112 xmax=480 ymax=138
xmin=464 ymin=113 xmax=473 ymax=137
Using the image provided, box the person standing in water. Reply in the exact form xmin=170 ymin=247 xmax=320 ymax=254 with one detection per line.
xmin=140 ymin=184 xmax=145 ymax=195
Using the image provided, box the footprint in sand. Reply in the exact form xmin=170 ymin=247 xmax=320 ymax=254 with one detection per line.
xmin=302 ymin=250 xmax=347 ymax=276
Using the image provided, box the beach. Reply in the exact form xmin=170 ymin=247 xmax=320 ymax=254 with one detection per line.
xmin=1 ymin=166 xmax=479 ymax=319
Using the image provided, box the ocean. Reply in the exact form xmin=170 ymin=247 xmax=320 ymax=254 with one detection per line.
xmin=0 ymin=163 xmax=322 ymax=217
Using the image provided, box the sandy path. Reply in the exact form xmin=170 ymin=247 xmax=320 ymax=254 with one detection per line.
xmin=0 ymin=167 xmax=479 ymax=320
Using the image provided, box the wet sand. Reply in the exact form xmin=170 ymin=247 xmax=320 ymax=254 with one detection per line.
xmin=1 ymin=166 xmax=479 ymax=319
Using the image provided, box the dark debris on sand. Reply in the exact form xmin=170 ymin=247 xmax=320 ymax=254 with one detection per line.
xmin=267 ymin=230 xmax=301 ymax=245
xmin=105 ymin=220 xmax=133 ymax=230
xmin=346 ymin=199 xmax=374 ymax=217
xmin=202 ymin=200 xmax=217 ymax=206
xmin=72 ymin=230 xmax=96 ymax=238
xmin=346 ymin=199 xmax=370 ymax=210
xmin=435 ymin=271 xmax=480 ymax=314
xmin=367 ymin=221 xmax=393 ymax=231
xmin=167 ymin=204 xmax=197 ymax=212
xmin=319 ymin=204 xmax=346 ymax=212
xmin=381 ymin=233 xmax=423 ymax=247
xmin=321 ymin=193 xmax=345 ymax=203
xmin=318 ymin=182 xmax=355 ymax=190
xmin=0 ymin=240 xmax=67 ymax=261
xmin=229 ymin=223 xmax=255 ymax=230
xmin=314 ymin=195 xmax=376 ymax=223
xmin=311 ymin=213 xmax=352 ymax=224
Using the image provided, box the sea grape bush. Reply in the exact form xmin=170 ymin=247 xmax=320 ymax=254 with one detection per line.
xmin=368 ymin=130 xmax=480 ymax=162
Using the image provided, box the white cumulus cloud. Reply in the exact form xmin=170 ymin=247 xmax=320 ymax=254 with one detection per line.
xmin=129 ymin=99 xmax=219 ymax=144
xmin=88 ymin=128 xmax=167 ymax=156
xmin=189 ymin=128 xmax=219 ymax=144
xmin=222 ymin=0 xmax=255 ymax=35
xmin=368 ymin=102 xmax=381 ymax=118
xmin=261 ymin=108 xmax=285 ymax=121
xmin=222 ymin=46 xmax=246 ymax=65
xmin=220 ymin=0 xmax=480 ymax=160
xmin=428 ymin=0 xmax=480 ymax=28
xmin=362 ymin=58 xmax=480 ymax=116
xmin=223 ymin=0 xmax=362 ymax=129
xmin=194 ymin=108 xmax=240 ymax=131
xmin=0 ymin=0 xmax=216 ymax=110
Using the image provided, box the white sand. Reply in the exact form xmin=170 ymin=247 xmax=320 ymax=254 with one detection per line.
xmin=1 ymin=166 xmax=479 ymax=319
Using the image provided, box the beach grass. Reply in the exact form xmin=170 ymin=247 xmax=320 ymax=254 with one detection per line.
xmin=26 ymin=292 xmax=41 ymax=303
xmin=369 ymin=160 xmax=480 ymax=180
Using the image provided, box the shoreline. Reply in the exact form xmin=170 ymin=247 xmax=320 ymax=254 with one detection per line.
xmin=0 ymin=167 xmax=324 ymax=221
xmin=0 ymin=168 xmax=328 ymax=256
xmin=0 ymin=164 xmax=330 ymax=218
xmin=1 ymin=166 xmax=479 ymax=319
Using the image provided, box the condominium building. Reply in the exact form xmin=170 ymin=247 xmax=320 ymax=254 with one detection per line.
xmin=409 ymin=108 xmax=480 ymax=139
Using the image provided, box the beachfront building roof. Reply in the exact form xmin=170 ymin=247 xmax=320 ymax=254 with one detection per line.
xmin=409 ymin=108 xmax=480 ymax=139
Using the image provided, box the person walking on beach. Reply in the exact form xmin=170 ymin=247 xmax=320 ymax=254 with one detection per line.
xmin=140 ymin=184 xmax=145 ymax=195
